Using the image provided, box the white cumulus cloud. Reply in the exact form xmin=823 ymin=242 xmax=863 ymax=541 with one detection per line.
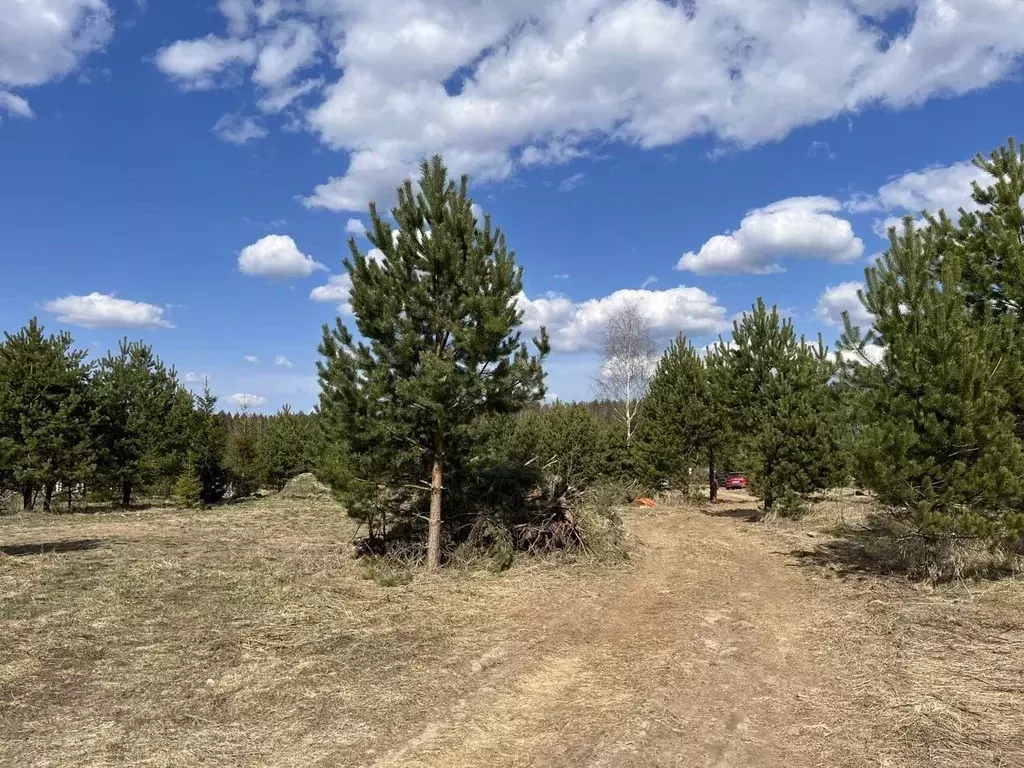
xmin=0 ymin=90 xmax=33 ymax=120
xmin=517 ymin=286 xmax=730 ymax=353
xmin=43 ymin=292 xmax=173 ymax=329
xmin=847 ymin=160 xmax=991 ymax=236
xmin=309 ymin=274 xmax=353 ymax=313
xmin=816 ymin=281 xmax=875 ymax=327
xmin=275 ymin=355 xmax=293 ymax=368
xmin=253 ymin=20 xmax=319 ymax=87
xmin=0 ymin=0 xmax=112 ymax=116
xmin=346 ymin=218 xmax=366 ymax=236
xmin=0 ymin=0 xmax=112 ymax=88
xmin=677 ymin=197 xmax=864 ymax=275
xmin=155 ymin=35 xmax=256 ymax=90
xmin=238 ymin=234 xmax=325 ymax=278
xmin=244 ymin=355 xmax=260 ymax=363
xmin=150 ymin=0 xmax=1024 ymax=212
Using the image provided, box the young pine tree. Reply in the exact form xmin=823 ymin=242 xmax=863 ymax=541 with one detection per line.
xmin=0 ymin=319 xmax=95 ymax=511
xmin=841 ymin=218 xmax=1024 ymax=557
xmin=256 ymin=406 xmax=322 ymax=490
xmin=226 ymin=410 xmax=262 ymax=498
xmin=190 ymin=383 xmax=228 ymax=503
xmin=171 ymin=460 xmax=202 ymax=509
xmin=318 ymin=156 xmax=549 ymax=569
xmin=93 ymin=340 xmax=183 ymax=507
xmin=635 ymin=336 xmax=720 ymax=498
xmin=724 ymin=300 xmax=844 ymax=516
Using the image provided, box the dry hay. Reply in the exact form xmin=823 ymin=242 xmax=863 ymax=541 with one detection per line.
xmin=278 ymin=472 xmax=331 ymax=499
xmin=0 ymin=494 xmax=607 ymax=767
xmin=720 ymin=487 xmax=1024 ymax=768
xmin=2 ymin=486 xmax=1022 ymax=767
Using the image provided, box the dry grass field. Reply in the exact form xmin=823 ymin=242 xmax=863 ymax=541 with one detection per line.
xmin=2 ymin=490 xmax=1022 ymax=767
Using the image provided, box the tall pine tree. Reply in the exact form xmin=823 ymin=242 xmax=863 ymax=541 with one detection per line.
xmin=93 ymin=340 xmax=184 ymax=506
xmin=190 ymin=382 xmax=229 ymax=503
xmin=723 ymin=300 xmax=844 ymax=516
xmin=635 ymin=336 xmax=721 ymax=498
xmin=841 ymin=217 xmax=1024 ymax=555
xmin=318 ymin=156 xmax=549 ymax=568
xmin=0 ymin=319 xmax=94 ymax=511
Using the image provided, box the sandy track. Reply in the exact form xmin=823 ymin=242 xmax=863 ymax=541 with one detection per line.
xmin=372 ymin=507 xmax=868 ymax=768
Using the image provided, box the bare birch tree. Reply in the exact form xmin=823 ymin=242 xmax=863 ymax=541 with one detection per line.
xmin=596 ymin=301 xmax=658 ymax=444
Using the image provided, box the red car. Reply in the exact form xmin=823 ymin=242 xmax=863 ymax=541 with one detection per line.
xmin=722 ymin=473 xmax=749 ymax=490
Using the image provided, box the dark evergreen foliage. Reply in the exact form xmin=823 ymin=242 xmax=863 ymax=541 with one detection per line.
xmin=190 ymin=383 xmax=229 ymax=503
xmin=0 ymin=319 xmax=94 ymax=511
xmin=841 ymin=217 xmax=1024 ymax=549
xmin=92 ymin=340 xmax=186 ymax=506
xmin=634 ymin=336 xmax=719 ymax=496
xmin=256 ymin=406 xmax=322 ymax=490
xmin=317 ymin=156 xmax=549 ymax=567
xmin=721 ymin=300 xmax=845 ymax=515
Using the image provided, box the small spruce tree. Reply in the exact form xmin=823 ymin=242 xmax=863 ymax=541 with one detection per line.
xmin=190 ymin=383 xmax=228 ymax=503
xmin=171 ymin=460 xmax=202 ymax=508
xmin=226 ymin=411 xmax=262 ymax=498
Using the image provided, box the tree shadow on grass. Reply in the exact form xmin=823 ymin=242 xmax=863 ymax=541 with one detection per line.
xmin=788 ymin=529 xmax=912 ymax=578
xmin=0 ymin=539 xmax=103 ymax=557
xmin=787 ymin=517 xmax=1018 ymax=582
xmin=701 ymin=506 xmax=763 ymax=523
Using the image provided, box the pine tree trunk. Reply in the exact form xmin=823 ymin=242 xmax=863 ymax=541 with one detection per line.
xmin=427 ymin=451 xmax=443 ymax=570
xmin=22 ymin=484 xmax=35 ymax=512
xmin=708 ymin=447 xmax=717 ymax=503
xmin=43 ymin=483 xmax=54 ymax=513
xmin=121 ymin=481 xmax=132 ymax=508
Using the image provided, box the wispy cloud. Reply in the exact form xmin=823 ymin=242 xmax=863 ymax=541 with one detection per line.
xmin=558 ymin=172 xmax=586 ymax=192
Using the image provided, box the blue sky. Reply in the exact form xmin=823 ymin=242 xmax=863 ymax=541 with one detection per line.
xmin=2 ymin=0 xmax=1023 ymax=410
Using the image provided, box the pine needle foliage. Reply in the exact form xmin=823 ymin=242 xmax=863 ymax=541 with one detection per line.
xmin=634 ymin=336 xmax=718 ymax=496
xmin=0 ymin=318 xmax=94 ymax=511
xmin=841 ymin=216 xmax=1024 ymax=554
xmin=722 ymin=300 xmax=844 ymax=516
xmin=317 ymin=156 xmax=549 ymax=568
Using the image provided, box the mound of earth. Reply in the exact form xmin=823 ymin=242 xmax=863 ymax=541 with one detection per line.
xmin=278 ymin=473 xmax=331 ymax=499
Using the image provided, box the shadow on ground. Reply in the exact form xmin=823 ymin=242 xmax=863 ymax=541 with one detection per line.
xmin=787 ymin=531 xmax=909 ymax=578
xmin=0 ymin=539 xmax=104 ymax=557
xmin=701 ymin=506 xmax=762 ymax=523
xmin=787 ymin=519 xmax=1018 ymax=582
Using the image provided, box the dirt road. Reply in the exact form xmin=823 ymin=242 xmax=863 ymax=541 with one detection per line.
xmin=374 ymin=506 xmax=869 ymax=768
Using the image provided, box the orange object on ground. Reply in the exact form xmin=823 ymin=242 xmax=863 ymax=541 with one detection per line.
xmin=636 ymin=497 xmax=656 ymax=507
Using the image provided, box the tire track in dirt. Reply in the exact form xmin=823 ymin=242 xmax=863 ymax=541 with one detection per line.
xmin=368 ymin=508 xmax=872 ymax=768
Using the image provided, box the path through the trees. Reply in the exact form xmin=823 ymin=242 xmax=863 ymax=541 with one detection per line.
xmin=373 ymin=503 xmax=871 ymax=767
